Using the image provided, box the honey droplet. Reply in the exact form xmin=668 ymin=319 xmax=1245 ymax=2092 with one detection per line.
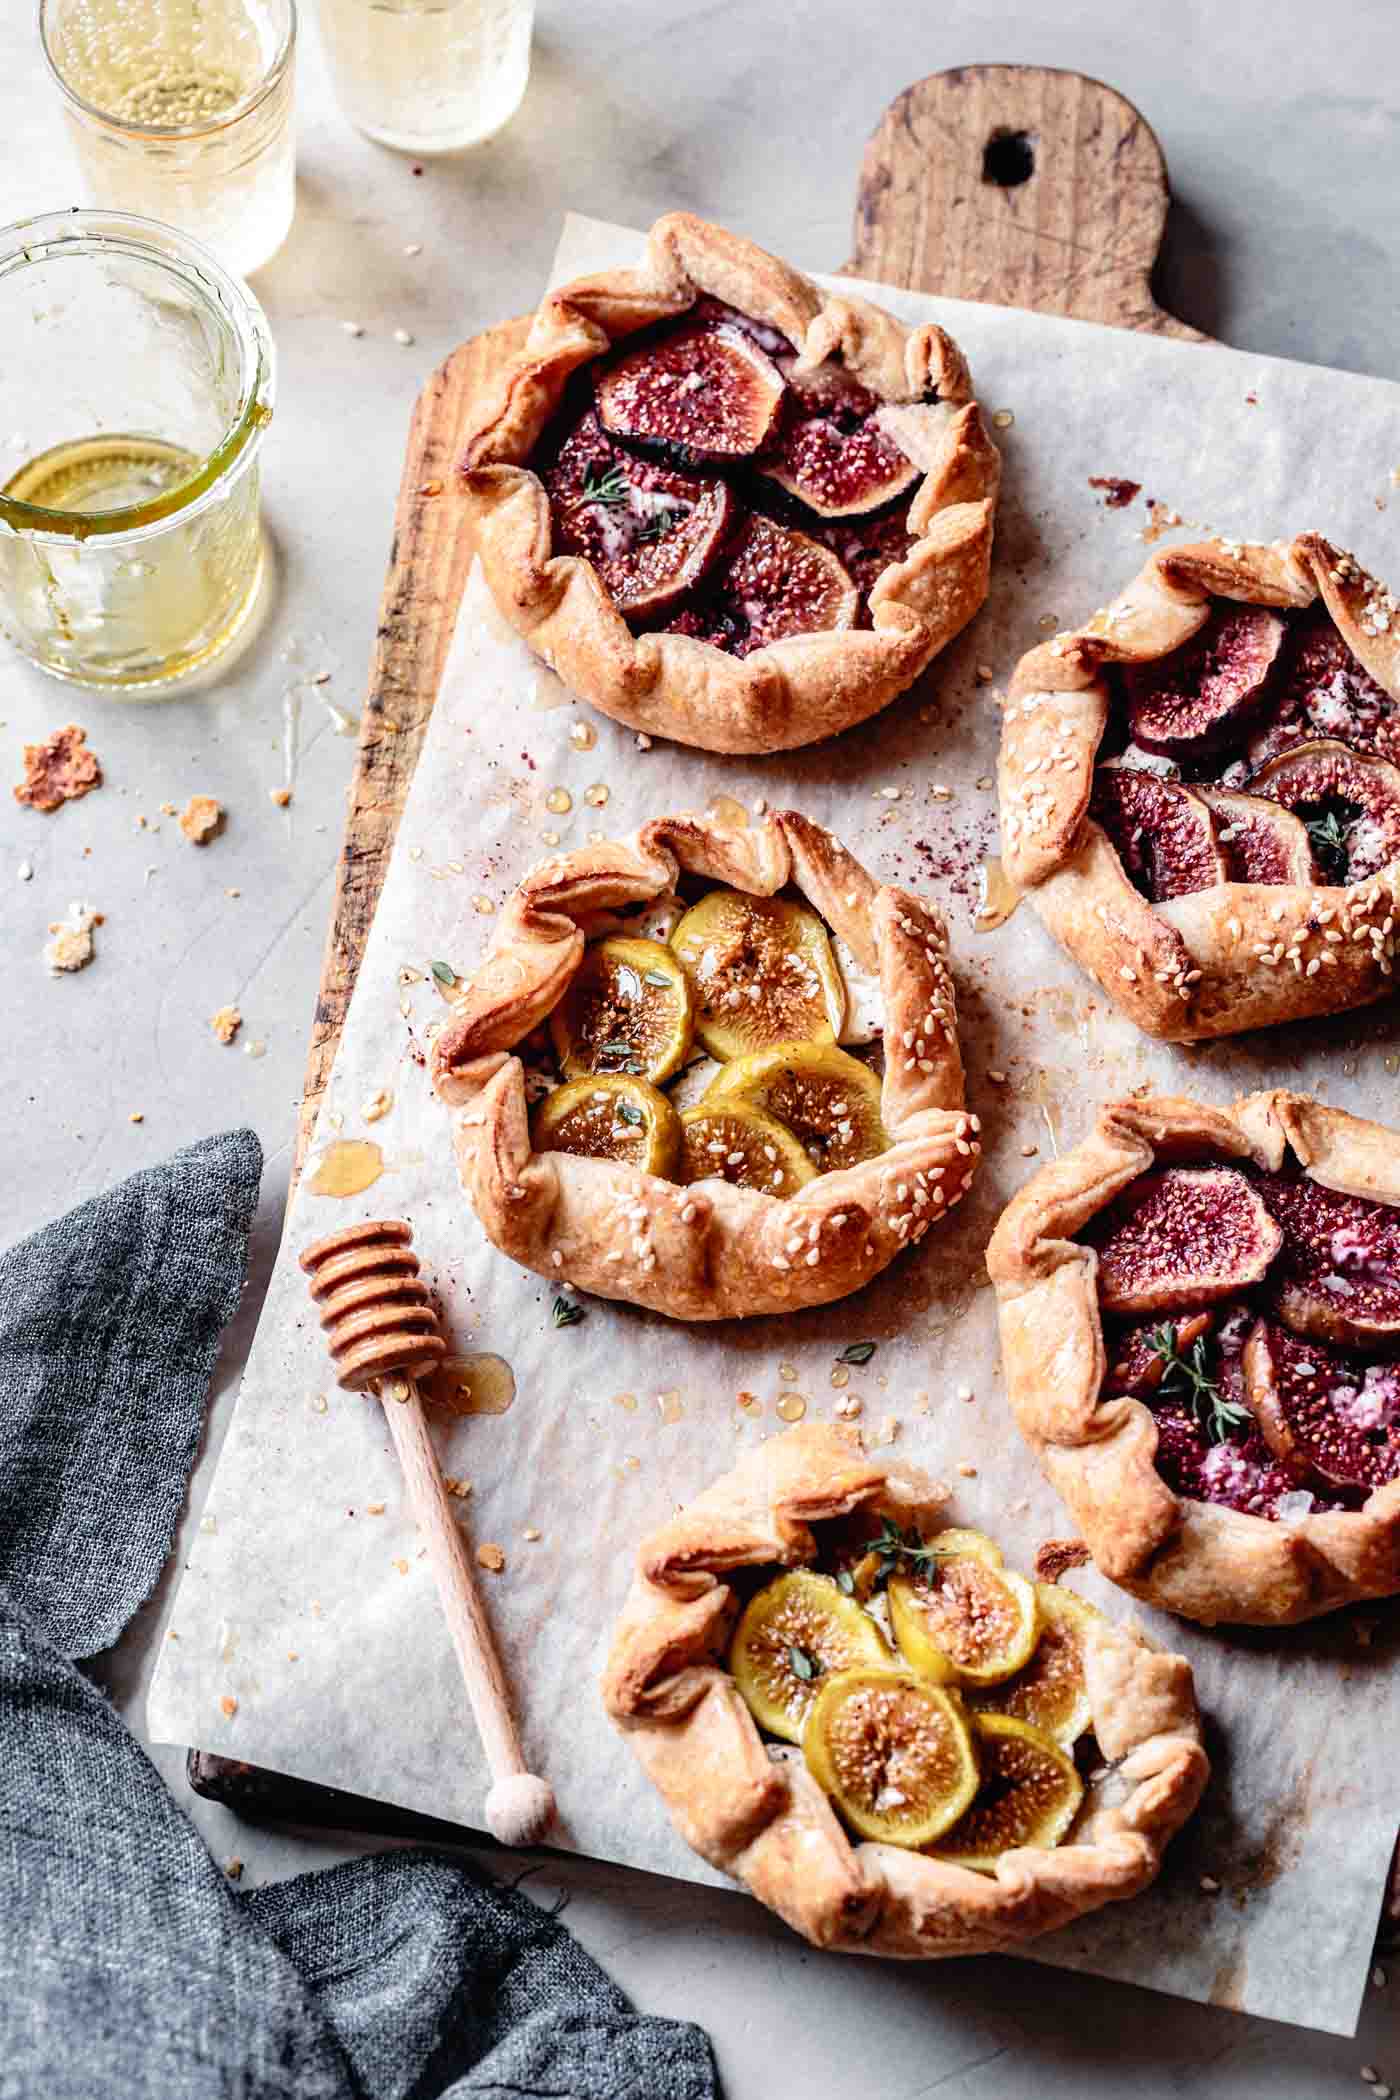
xmin=612 ymin=1390 xmax=639 ymax=1413
xmin=472 ymin=894 xmax=494 ymax=916
xmin=830 ymin=1365 xmax=850 ymax=1389
xmin=308 ymin=1138 xmax=385 ymax=1197
xmin=541 ymin=829 xmax=560 ymax=846
xmin=975 ymin=855 xmax=1021 ymax=932
xmin=656 ymin=1388 xmax=684 ymax=1424
xmin=583 ymin=782 xmax=610 ymax=808
xmin=429 ymin=1353 xmax=516 ymax=1416
xmin=1386 ymin=1055 xmax=1400 ymax=1077
xmin=706 ymin=793 xmax=749 ymax=829
xmin=545 ymin=787 xmax=573 ymax=815
xmin=992 ymin=408 xmax=1015 ymax=430
xmin=776 ymin=1391 xmax=808 ymax=1423
xmin=778 ymin=1361 xmax=797 ymax=1383
xmin=737 ymin=1390 xmax=763 ymax=1417
xmin=569 ymin=719 xmax=597 ymax=751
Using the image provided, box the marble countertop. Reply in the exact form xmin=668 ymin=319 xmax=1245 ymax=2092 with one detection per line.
xmin=2 ymin=3 xmax=1397 ymax=2093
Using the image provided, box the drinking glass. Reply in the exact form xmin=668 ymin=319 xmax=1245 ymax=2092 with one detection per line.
xmin=315 ymin=0 xmax=532 ymax=154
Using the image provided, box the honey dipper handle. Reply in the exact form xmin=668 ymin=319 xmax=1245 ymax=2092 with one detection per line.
xmin=383 ymin=1384 xmax=556 ymax=1847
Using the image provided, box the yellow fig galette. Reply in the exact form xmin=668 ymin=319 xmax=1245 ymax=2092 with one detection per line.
xmin=998 ymin=534 xmax=1400 ymax=1039
xmin=987 ymin=1091 xmax=1400 ymax=1627
xmin=602 ymin=1424 xmax=1207 ymax=1956
xmin=457 ymin=212 xmax=1000 ymax=753
xmin=430 ymin=807 xmax=978 ymax=1320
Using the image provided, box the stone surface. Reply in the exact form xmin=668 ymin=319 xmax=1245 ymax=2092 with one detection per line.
xmin=2 ymin=5 xmax=1398 ymax=2093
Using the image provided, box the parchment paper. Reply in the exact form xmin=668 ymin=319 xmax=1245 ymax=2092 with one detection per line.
xmin=149 ymin=215 xmax=1400 ymax=2035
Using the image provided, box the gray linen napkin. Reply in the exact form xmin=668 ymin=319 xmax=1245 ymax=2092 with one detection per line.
xmin=0 ymin=1132 xmax=717 ymax=2100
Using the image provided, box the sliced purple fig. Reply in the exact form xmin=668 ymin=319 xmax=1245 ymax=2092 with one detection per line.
xmin=1196 ymin=788 xmax=1318 ymax=886
xmin=1247 ymin=604 xmax=1399 ymax=771
xmin=1086 ymin=1167 xmax=1283 ymax=1316
xmin=810 ymin=504 xmax=918 ymax=602
xmin=687 ymin=295 xmax=795 ymax=359
xmin=1242 ymin=1317 xmax=1400 ymax=1497
xmin=594 ymin=321 xmax=785 ymax=460
xmin=663 ymin=514 xmax=858 ymax=658
xmin=1103 ymin=1309 xmax=1216 ymax=1396
xmin=1124 ymin=603 xmax=1285 ymax=758
xmin=1149 ymin=1398 xmax=1322 ymax=1518
xmin=758 ymin=363 xmax=919 ymax=519
xmin=543 ymin=410 xmax=735 ymax=617
xmin=1249 ymin=1166 xmax=1400 ymax=1351
xmin=1090 ymin=767 xmax=1228 ymax=902
xmin=1249 ymin=738 xmax=1400 ymax=883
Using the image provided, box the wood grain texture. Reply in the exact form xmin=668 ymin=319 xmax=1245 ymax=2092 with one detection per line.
xmin=293 ymin=64 xmax=1194 ymax=1176
xmin=849 ymin=64 xmax=1202 ymax=340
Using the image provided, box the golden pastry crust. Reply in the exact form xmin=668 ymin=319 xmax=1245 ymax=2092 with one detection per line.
xmin=998 ymin=534 xmax=1400 ymax=1039
xmin=601 ymin=1423 xmax=1208 ymax=1956
xmin=986 ymin=1090 xmax=1400 ymax=1626
xmin=431 ymin=806 xmax=977 ymax=1320
xmin=457 ymin=212 xmax=1000 ymax=754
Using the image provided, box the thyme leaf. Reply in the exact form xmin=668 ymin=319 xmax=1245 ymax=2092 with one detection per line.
xmin=1148 ymin=1322 xmax=1252 ymax=1445
xmin=429 ymin=959 xmax=458 ymax=986
xmin=642 ymin=969 xmax=674 ymax=988
xmin=1305 ymin=809 xmax=1351 ymax=863
xmin=787 ymin=1644 xmax=821 ymax=1682
xmin=581 ymin=464 xmax=630 ymax=509
xmin=615 ymin=1101 xmax=643 ymax=1127
xmin=838 ymin=1341 xmax=877 ymax=1366
xmin=863 ymin=1514 xmax=957 ymax=1586
xmin=551 ymin=1296 xmax=586 ymax=1329
xmin=637 ymin=505 xmax=683 ymax=543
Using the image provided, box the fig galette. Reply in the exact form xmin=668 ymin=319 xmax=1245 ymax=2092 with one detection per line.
xmin=457 ymin=212 xmax=1000 ymax=754
xmin=998 ymin=534 xmax=1400 ymax=1039
xmin=602 ymin=1423 xmax=1207 ymax=1956
xmin=430 ymin=806 xmax=978 ymax=1320
xmin=987 ymin=1090 xmax=1400 ymax=1626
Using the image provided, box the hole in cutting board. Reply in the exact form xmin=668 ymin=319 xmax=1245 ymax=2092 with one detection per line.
xmin=982 ymin=128 xmax=1036 ymax=187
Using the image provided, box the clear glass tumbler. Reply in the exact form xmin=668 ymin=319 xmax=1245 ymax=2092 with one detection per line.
xmin=315 ymin=0 xmax=532 ymax=153
xmin=39 ymin=0 xmax=297 ymax=279
xmin=0 ymin=210 xmax=275 ymax=693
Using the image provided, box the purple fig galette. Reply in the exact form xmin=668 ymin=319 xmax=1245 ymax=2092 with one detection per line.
xmin=987 ymin=1091 xmax=1400 ymax=1626
xmin=456 ymin=213 xmax=1000 ymax=754
xmin=998 ymin=535 xmax=1400 ymax=1040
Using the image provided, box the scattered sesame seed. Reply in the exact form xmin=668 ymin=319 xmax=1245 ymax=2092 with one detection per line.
xmin=393 ymin=327 xmax=415 ymax=346
xmin=341 ymin=320 xmax=364 ymax=337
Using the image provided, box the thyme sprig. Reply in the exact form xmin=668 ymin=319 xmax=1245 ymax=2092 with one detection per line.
xmin=581 ymin=463 xmax=630 ymax=508
xmin=787 ymin=1644 xmax=821 ymax=1683
xmin=863 ymin=1515 xmax=958 ymax=1587
xmin=551 ymin=1296 xmax=586 ymax=1329
xmin=1305 ymin=808 xmax=1351 ymax=868
xmin=1148 ymin=1322 xmax=1252 ymax=1444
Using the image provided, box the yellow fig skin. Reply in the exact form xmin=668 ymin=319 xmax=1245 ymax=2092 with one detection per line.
xmin=549 ymin=937 xmax=694 ymax=1085
xmin=678 ymin=1102 xmax=817 ymax=1197
xmin=928 ymin=1714 xmax=1084 ymax=1872
xmin=704 ymin=1040 xmax=888 ymax=1172
xmin=967 ymin=1585 xmax=1101 ymax=1745
xmin=803 ymin=1666 xmax=980 ymax=1847
xmin=888 ymin=1555 xmax=1040 ymax=1688
xmin=729 ymin=1573 xmax=891 ymax=1744
xmin=670 ymin=889 xmax=844 ymax=1062
xmin=532 ymin=1073 xmax=682 ymax=1179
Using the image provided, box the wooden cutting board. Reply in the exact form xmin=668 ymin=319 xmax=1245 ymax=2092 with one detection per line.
xmin=197 ymin=63 xmax=1201 ymax=1822
xmin=292 ymin=61 xmax=1201 ymax=1173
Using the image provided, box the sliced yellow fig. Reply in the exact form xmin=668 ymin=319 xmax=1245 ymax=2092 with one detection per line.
xmin=728 ymin=1570 xmax=892 ymax=1745
xmin=595 ymin=320 xmax=786 ymax=459
xmin=759 ymin=362 xmax=920 ymax=519
xmin=967 ymin=1585 xmax=1101 ymax=1745
xmin=1249 ymin=739 xmax=1400 ymax=883
xmin=704 ymin=1041 xmax=888 ymax=1173
xmin=663 ymin=515 xmax=858 ymax=658
xmin=804 ymin=1666 xmax=980 ymax=1847
xmin=1197 ymin=787 xmax=1318 ymax=886
xmin=677 ymin=1102 xmax=816 ymax=1196
xmin=549 ymin=936 xmax=694 ymax=1085
xmin=1091 ymin=767 xmax=1227 ymax=902
xmin=543 ymin=409 xmax=735 ymax=617
xmin=531 ymin=1074 xmax=681 ymax=1178
xmin=888 ymin=1547 xmax=1039 ymax=1688
xmin=1085 ymin=1166 xmax=1283 ymax=1317
xmin=929 ymin=1714 xmax=1084 ymax=1872
xmin=670 ymin=888 xmax=843 ymax=1061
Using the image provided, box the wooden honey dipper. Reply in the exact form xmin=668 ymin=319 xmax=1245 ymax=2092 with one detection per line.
xmin=300 ymin=1218 xmax=556 ymax=1847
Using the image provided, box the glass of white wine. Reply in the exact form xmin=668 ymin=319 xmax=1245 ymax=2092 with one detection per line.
xmin=315 ymin=0 xmax=532 ymax=154
xmin=0 ymin=210 xmax=275 ymax=693
xmin=40 ymin=0 xmax=297 ymax=279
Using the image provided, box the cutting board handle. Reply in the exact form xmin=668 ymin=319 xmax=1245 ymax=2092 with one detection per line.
xmin=847 ymin=63 xmax=1203 ymax=340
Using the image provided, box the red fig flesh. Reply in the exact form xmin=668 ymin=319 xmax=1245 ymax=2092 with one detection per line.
xmin=1247 ymin=604 xmax=1398 ymax=771
xmin=1090 ymin=767 xmax=1228 ymax=902
xmin=595 ymin=321 xmax=785 ymax=460
xmin=1251 ymin=1167 xmax=1400 ymax=1351
xmin=1243 ymin=1317 xmax=1400 ymax=1497
xmin=1124 ymin=603 xmax=1285 ymax=758
xmin=544 ymin=410 xmax=735 ymax=617
xmin=1249 ymin=738 xmax=1400 ymax=883
xmin=1197 ymin=788 xmax=1317 ymax=886
xmin=1103 ymin=1310 xmax=1216 ymax=1396
xmin=758 ymin=362 xmax=919 ymax=519
xmin=1087 ymin=1167 xmax=1283 ymax=1316
xmin=663 ymin=514 xmax=858 ymax=658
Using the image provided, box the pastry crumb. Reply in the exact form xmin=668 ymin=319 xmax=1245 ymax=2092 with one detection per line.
xmin=361 ymin=1087 xmax=393 ymax=1123
xmin=955 ymin=1459 xmax=978 ymax=1478
xmin=444 ymin=1475 xmax=473 ymax=1498
xmin=393 ymin=1557 xmax=410 ymax=1575
xmin=179 ymin=793 xmax=224 ymax=844
xmin=15 ymin=723 xmax=102 ymax=812
xmin=1034 ymin=1538 xmax=1091 ymax=1583
xmin=220 ymin=1695 xmax=238 ymax=1719
xmin=366 ymin=1501 xmax=386 ymax=1516
xmin=477 ymin=1542 xmax=506 ymax=1572
xmin=210 ymin=1005 xmax=243 ymax=1045
xmin=523 ymin=1526 xmax=542 ymax=1542
xmin=269 ymin=786 xmax=292 ymax=807
xmin=129 ymin=1110 xmax=144 ymax=1124
xmin=224 ymin=1857 xmax=244 ymax=1881
xmin=44 ymin=900 xmax=101 ymax=975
